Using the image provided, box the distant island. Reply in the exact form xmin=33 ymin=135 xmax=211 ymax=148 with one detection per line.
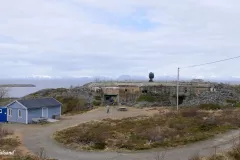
xmin=0 ymin=84 xmax=36 ymax=87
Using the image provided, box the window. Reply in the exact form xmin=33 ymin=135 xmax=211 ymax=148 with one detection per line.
xmin=18 ymin=110 xmax=22 ymax=118
xmin=8 ymin=109 xmax=12 ymax=116
xmin=0 ymin=109 xmax=2 ymax=113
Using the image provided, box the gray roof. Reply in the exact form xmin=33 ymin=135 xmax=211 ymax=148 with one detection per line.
xmin=17 ymin=98 xmax=61 ymax=109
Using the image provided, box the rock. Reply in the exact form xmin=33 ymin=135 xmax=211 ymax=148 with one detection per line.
xmin=181 ymin=86 xmax=240 ymax=107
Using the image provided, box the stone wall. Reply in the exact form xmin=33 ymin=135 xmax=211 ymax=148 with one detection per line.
xmin=181 ymin=84 xmax=240 ymax=106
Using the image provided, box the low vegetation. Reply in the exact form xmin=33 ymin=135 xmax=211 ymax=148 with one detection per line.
xmin=30 ymin=88 xmax=68 ymax=97
xmin=0 ymin=125 xmax=19 ymax=151
xmin=188 ymin=143 xmax=240 ymax=160
xmin=0 ymin=98 xmax=18 ymax=106
xmin=55 ymin=96 xmax=90 ymax=114
xmin=0 ymin=149 xmax=57 ymax=160
xmin=0 ymin=125 xmax=55 ymax=160
xmin=198 ymin=104 xmax=222 ymax=110
xmin=137 ymin=95 xmax=157 ymax=102
xmin=136 ymin=94 xmax=170 ymax=104
xmin=226 ymin=99 xmax=238 ymax=104
xmin=54 ymin=108 xmax=240 ymax=151
xmin=92 ymin=100 xmax=101 ymax=106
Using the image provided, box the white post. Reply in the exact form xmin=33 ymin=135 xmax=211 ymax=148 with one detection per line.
xmin=177 ymin=67 xmax=180 ymax=110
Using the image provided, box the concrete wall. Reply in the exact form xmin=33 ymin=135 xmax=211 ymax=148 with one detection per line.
xmin=119 ymin=87 xmax=140 ymax=103
xmin=102 ymin=87 xmax=119 ymax=95
xmin=90 ymin=82 xmax=213 ymax=106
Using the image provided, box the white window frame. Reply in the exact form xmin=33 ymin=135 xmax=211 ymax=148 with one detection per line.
xmin=18 ymin=109 xmax=22 ymax=118
xmin=0 ymin=109 xmax=2 ymax=114
xmin=8 ymin=109 xmax=12 ymax=116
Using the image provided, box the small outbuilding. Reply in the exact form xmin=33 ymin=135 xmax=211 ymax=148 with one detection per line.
xmin=0 ymin=106 xmax=7 ymax=122
xmin=6 ymin=97 xmax=62 ymax=124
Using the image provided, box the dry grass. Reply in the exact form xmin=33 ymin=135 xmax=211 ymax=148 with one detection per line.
xmin=0 ymin=148 xmax=57 ymax=160
xmin=0 ymin=124 xmax=18 ymax=151
xmin=0 ymin=125 xmax=13 ymax=139
xmin=0 ymin=125 xmax=55 ymax=160
xmin=188 ymin=154 xmax=201 ymax=160
xmin=188 ymin=138 xmax=240 ymax=160
xmin=54 ymin=108 xmax=240 ymax=151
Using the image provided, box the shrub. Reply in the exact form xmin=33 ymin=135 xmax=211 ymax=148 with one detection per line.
xmin=92 ymin=100 xmax=101 ymax=106
xmin=56 ymin=97 xmax=88 ymax=114
xmin=226 ymin=99 xmax=238 ymax=103
xmin=198 ymin=124 xmax=216 ymax=131
xmin=92 ymin=141 xmax=106 ymax=150
xmin=228 ymin=144 xmax=240 ymax=160
xmin=94 ymin=96 xmax=101 ymax=101
xmin=188 ymin=154 xmax=201 ymax=160
xmin=0 ymin=125 xmax=13 ymax=139
xmin=235 ymin=103 xmax=240 ymax=108
xmin=137 ymin=95 xmax=156 ymax=102
xmin=0 ymin=138 xmax=20 ymax=150
xmin=199 ymin=104 xmax=222 ymax=110
xmin=207 ymin=155 xmax=225 ymax=160
xmin=139 ymin=126 xmax=164 ymax=143
xmin=2 ymin=148 xmax=57 ymax=160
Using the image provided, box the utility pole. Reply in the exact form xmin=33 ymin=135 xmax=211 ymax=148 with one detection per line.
xmin=176 ymin=67 xmax=180 ymax=110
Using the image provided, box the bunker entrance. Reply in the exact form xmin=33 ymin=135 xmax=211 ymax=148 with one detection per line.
xmin=178 ymin=95 xmax=186 ymax=105
xmin=104 ymin=95 xmax=118 ymax=104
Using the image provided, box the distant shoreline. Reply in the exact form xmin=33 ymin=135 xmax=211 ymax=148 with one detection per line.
xmin=0 ymin=84 xmax=36 ymax=87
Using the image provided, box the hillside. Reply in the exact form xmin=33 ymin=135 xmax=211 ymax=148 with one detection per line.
xmin=0 ymin=98 xmax=18 ymax=106
xmin=23 ymin=86 xmax=94 ymax=114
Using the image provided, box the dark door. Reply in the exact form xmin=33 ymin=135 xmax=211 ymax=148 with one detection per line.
xmin=0 ymin=108 xmax=7 ymax=122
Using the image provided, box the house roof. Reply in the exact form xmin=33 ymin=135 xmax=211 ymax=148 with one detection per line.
xmin=17 ymin=97 xmax=61 ymax=109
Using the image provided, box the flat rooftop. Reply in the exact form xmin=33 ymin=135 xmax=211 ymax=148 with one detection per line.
xmin=85 ymin=81 xmax=213 ymax=88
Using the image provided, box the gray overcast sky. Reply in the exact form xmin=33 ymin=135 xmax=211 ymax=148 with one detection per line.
xmin=0 ymin=0 xmax=240 ymax=79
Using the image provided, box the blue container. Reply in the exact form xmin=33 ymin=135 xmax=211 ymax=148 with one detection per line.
xmin=0 ymin=107 xmax=7 ymax=122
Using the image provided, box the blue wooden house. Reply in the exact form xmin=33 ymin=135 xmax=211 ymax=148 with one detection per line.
xmin=0 ymin=106 xmax=7 ymax=122
xmin=6 ymin=97 xmax=62 ymax=124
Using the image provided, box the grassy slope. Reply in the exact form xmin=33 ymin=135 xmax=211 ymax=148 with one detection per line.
xmin=54 ymin=108 xmax=240 ymax=151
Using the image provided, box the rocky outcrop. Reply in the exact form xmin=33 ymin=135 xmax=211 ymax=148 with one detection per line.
xmin=181 ymin=88 xmax=240 ymax=106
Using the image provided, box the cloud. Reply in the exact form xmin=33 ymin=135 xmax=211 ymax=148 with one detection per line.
xmin=0 ymin=0 xmax=240 ymax=79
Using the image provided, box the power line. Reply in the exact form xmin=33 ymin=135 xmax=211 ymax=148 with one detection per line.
xmin=176 ymin=55 xmax=240 ymax=110
xmin=182 ymin=55 xmax=240 ymax=69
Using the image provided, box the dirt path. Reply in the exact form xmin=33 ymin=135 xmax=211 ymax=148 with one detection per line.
xmin=4 ymin=107 xmax=240 ymax=160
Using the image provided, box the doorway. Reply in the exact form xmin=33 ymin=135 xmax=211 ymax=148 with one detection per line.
xmin=178 ymin=95 xmax=186 ymax=105
xmin=104 ymin=95 xmax=118 ymax=104
xmin=42 ymin=107 xmax=48 ymax=118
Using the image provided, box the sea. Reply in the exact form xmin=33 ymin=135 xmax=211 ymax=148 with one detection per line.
xmin=0 ymin=78 xmax=92 ymax=98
